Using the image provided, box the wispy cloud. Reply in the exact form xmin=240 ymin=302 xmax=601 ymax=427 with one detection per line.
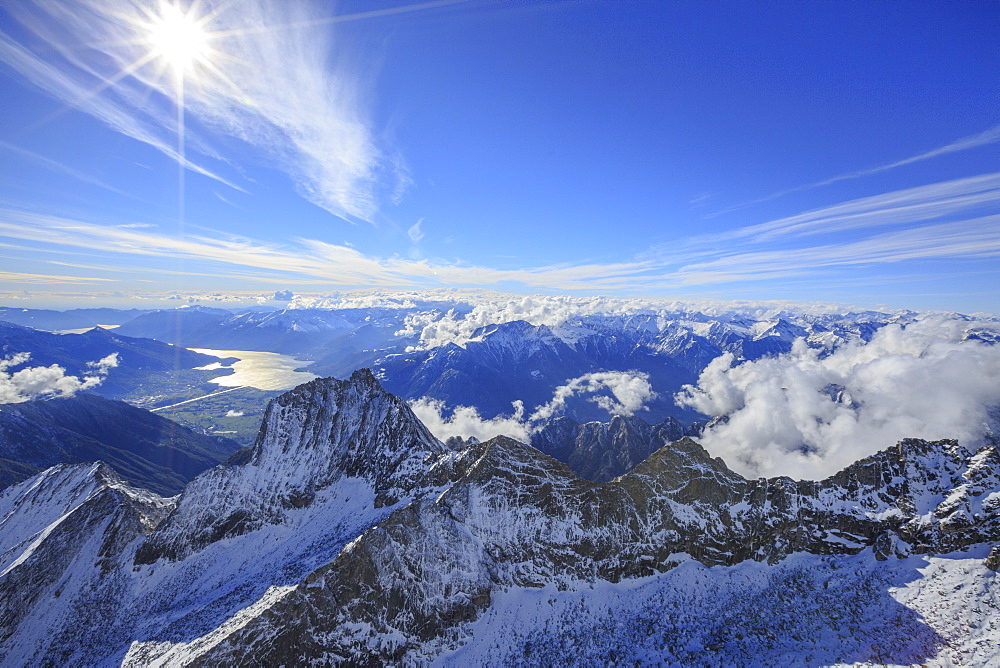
xmin=672 ymin=216 xmax=1000 ymax=286
xmin=0 ymin=29 xmax=238 ymax=190
xmin=843 ymin=124 xmax=1000 ymax=177
xmin=0 ymin=0 xmax=410 ymax=220
xmin=0 ymin=173 xmax=996 ymax=295
xmin=408 ymin=218 xmax=425 ymax=244
xmin=714 ymin=123 xmax=1000 ymax=215
xmin=639 ymin=173 xmax=1000 ymax=288
xmin=0 ymin=269 xmax=115 ymax=284
xmin=0 ymin=207 xmax=653 ymax=290
xmin=688 ymin=173 xmax=1000 ymax=246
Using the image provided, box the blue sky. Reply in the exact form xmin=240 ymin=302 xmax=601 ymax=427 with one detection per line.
xmin=0 ymin=0 xmax=997 ymax=312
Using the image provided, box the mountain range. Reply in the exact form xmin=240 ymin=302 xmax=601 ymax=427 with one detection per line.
xmin=0 ymin=307 xmax=154 ymax=332
xmin=530 ymin=413 xmax=696 ymax=482
xmin=99 ymin=303 xmax=918 ymax=425
xmin=1 ymin=371 xmax=996 ymax=665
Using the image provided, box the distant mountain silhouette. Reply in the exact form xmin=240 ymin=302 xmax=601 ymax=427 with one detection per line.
xmin=0 ymin=393 xmax=242 ymax=495
xmin=0 ymin=307 xmax=153 ymax=331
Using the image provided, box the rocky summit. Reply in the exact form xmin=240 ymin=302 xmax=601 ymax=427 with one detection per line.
xmin=0 ymin=370 xmax=997 ymax=666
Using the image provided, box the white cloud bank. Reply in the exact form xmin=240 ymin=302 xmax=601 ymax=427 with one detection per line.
xmin=674 ymin=314 xmax=1000 ymax=480
xmin=397 ymin=295 xmax=661 ymax=350
xmin=0 ymin=352 xmax=118 ymax=404
xmin=409 ymin=397 xmax=530 ymax=444
xmin=394 ymin=293 xmax=902 ymax=351
xmin=528 ymin=372 xmax=657 ymax=422
xmin=409 ymin=370 xmax=656 ymax=444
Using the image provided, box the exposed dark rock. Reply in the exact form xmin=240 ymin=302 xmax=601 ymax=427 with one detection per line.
xmin=985 ymin=546 xmax=1000 ymax=571
xmin=197 ymin=432 xmax=1000 ymax=664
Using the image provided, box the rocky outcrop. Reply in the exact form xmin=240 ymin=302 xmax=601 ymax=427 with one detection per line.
xmin=0 ymin=463 xmax=171 ymax=650
xmin=134 ymin=368 xmax=447 ymax=564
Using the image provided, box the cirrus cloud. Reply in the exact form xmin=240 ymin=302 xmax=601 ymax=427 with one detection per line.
xmin=0 ymin=0 xmax=409 ymax=221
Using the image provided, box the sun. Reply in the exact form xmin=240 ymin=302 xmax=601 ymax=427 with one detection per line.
xmin=145 ymin=2 xmax=212 ymax=75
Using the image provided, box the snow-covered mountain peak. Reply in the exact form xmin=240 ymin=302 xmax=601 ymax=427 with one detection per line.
xmin=229 ymin=308 xmax=355 ymax=332
xmin=0 ymin=462 xmax=171 ymax=555
xmin=0 ymin=461 xmax=173 ymax=651
xmin=177 ymin=430 xmax=1000 ymax=665
xmin=750 ymin=317 xmax=807 ymax=341
xmin=249 ymin=368 xmax=445 ymax=492
xmin=821 ymin=437 xmax=1000 ymax=551
xmin=134 ymin=369 xmax=445 ymax=564
xmin=468 ymin=319 xmax=561 ymax=351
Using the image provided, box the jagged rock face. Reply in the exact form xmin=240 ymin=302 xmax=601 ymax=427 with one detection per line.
xmin=0 ymin=371 xmax=997 ymax=665
xmin=1 ymin=370 xmax=454 ymax=665
xmin=135 ymin=368 xmax=446 ymax=564
xmin=0 ymin=463 xmax=171 ymax=650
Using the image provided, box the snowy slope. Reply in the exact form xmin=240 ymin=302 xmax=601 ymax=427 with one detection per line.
xmin=438 ymin=547 xmax=1000 ymax=666
xmin=174 ymin=429 xmax=1000 ymax=663
xmin=0 ymin=463 xmax=172 ymax=658
xmin=0 ymin=370 xmax=457 ymax=665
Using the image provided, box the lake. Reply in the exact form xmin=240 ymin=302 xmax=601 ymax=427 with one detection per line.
xmin=190 ymin=348 xmax=318 ymax=391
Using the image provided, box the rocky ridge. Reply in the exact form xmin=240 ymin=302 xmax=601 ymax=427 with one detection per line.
xmin=0 ymin=370 xmax=996 ymax=665
xmin=189 ymin=433 xmax=999 ymax=664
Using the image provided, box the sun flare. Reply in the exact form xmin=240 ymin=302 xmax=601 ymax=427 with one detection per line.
xmin=146 ymin=3 xmax=211 ymax=74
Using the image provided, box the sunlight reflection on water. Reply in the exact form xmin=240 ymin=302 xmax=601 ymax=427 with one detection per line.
xmin=190 ymin=348 xmax=318 ymax=391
